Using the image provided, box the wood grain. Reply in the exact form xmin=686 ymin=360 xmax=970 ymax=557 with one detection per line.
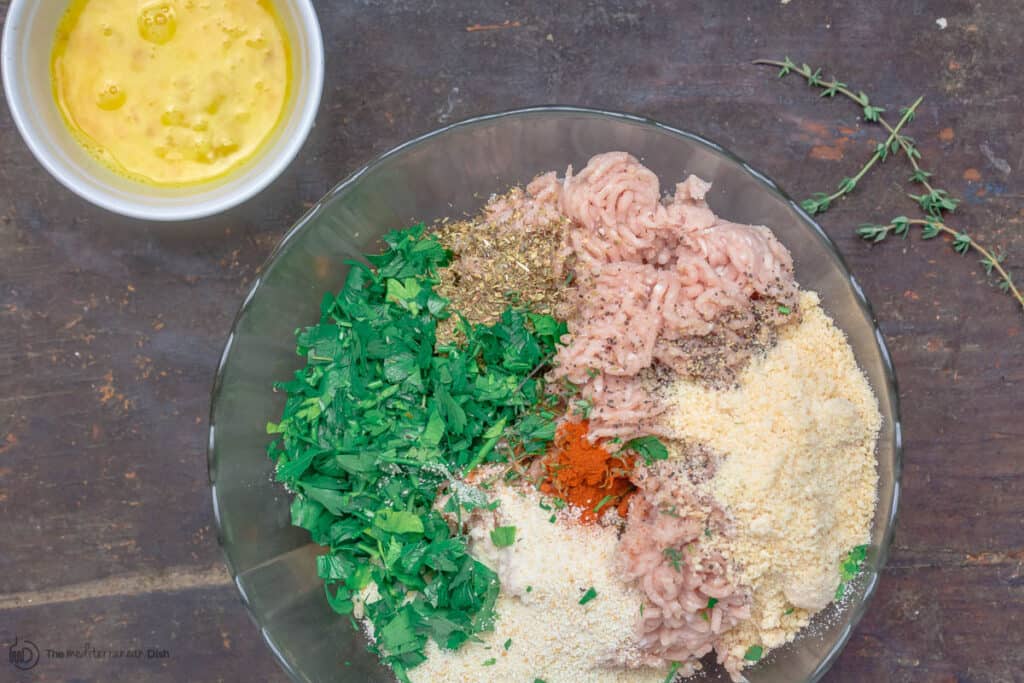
xmin=1 ymin=0 xmax=1022 ymax=681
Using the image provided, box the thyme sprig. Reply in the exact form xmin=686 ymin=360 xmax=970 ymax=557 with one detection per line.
xmin=754 ymin=57 xmax=1022 ymax=314
xmin=857 ymin=218 xmax=1023 ymax=306
xmin=799 ymin=96 xmax=922 ymax=215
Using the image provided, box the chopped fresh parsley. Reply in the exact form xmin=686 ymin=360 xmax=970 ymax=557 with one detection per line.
xmin=482 ymin=658 xmax=497 ymax=666
xmin=503 ymin=638 xmax=512 ymax=651
xmin=548 ymin=514 xmax=557 ymax=523
xmin=574 ymin=398 xmax=593 ymax=419
xmin=593 ymin=494 xmax=616 ymax=513
xmin=579 ymin=586 xmax=598 ymax=605
xmin=525 ymin=585 xmax=532 ymax=593
xmin=743 ymin=645 xmax=764 ymax=662
xmin=835 ymin=544 xmax=869 ymax=600
xmin=784 ymin=607 xmax=795 ymax=616
xmin=699 ymin=596 xmax=718 ymax=622
xmin=490 ymin=526 xmax=517 ymax=548
xmin=267 ymin=225 xmax=564 ymax=681
xmin=664 ymin=661 xmax=681 ymax=683
xmin=778 ymin=304 xmax=792 ymax=315
xmin=663 ymin=547 xmax=684 ymax=572
xmin=624 ymin=435 xmax=669 ymax=464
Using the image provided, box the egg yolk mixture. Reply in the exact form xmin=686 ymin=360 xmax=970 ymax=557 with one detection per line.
xmin=52 ymin=0 xmax=292 ymax=186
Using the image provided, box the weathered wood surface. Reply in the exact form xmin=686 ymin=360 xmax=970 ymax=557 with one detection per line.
xmin=1 ymin=0 xmax=1022 ymax=681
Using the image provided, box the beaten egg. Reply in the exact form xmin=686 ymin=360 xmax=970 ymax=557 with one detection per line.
xmin=52 ymin=0 xmax=292 ymax=186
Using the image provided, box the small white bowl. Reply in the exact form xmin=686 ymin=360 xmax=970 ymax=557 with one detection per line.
xmin=1 ymin=0 xmax=324 ymax=221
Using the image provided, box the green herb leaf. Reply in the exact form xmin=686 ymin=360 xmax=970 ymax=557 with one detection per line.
xmin=664 ymin=661 xmax=682 ymax=683
xmin=573 ymin=398 xmax=593 ymax=419
xmin=593 ymin=495 xmax=616 ymax=514
xmin=863 ymin=104 xmax=885 ymax=122
xmin=837 ymin=176 xmax=857 ymax=193
xmin=624 ymin=436 xmax=669 ymax=464
xmin=490 ymin=526 xmax=517 ymax=548
xmin=579 ymin=586 xmax=598 ymax=605
xmin=744 ymin=645 xmax=764 ymax=662
xmin=374 ymin=509 xmax=425 ymax=535
xmin=482 ymin=658 xmax=497 ymax=666
xmin=663 ymin=547 xmax=684 ymax=572
xmin=835 ymin=544 xmax=869 ymax=600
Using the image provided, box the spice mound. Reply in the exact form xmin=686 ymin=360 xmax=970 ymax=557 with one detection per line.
xmin=537 ymin=420 xmax=635 ymax=522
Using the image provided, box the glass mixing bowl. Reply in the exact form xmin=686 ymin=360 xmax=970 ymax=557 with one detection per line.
xmin=208 ymin=107 xmax=901 ymax=683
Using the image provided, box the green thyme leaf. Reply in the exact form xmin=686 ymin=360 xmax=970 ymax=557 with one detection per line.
xmin=953 ymin=232 xmax=972 ymax=255
xmin=863 ymin=104 xmax=885 ymax=122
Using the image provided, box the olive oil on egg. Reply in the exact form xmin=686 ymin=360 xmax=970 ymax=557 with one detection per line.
xmin=51 ymin=0 xmax=293 ymax=186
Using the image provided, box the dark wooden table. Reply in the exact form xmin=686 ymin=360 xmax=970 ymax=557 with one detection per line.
xmin=2 ymin=1 xmax=1022 ymax=681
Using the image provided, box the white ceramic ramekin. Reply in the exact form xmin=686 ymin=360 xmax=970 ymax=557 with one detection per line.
xmin=1 ymin=0 xmax=324 ymax=221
